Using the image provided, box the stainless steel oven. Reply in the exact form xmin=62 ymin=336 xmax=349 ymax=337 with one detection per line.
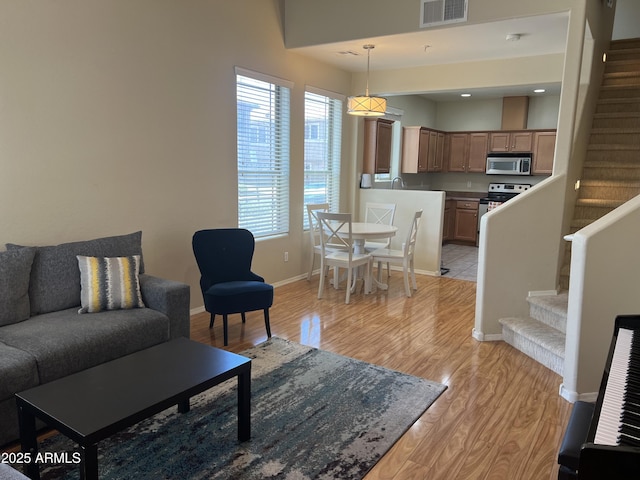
xmin=477 ymin=183 xmax=531 ymax=244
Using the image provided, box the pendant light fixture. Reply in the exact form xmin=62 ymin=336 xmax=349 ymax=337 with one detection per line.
xmin=347 ymin=45 xmax=387 ymax=117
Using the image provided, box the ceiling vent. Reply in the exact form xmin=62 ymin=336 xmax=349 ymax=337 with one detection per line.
xmin=420 ymin=0 xmax=467 ymax=28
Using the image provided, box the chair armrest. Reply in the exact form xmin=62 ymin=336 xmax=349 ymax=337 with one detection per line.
xmin=139 ymin=274 xmax=191 ymax=340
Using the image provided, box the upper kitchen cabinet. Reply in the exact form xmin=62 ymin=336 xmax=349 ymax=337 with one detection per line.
xmin=488 ymin=131 xmax=533 ymax=153
xmin=532 ymin=130 xmax=557 ymax=175
xmin=429 ymin=131 xmax=446 ymax=172
xmin=447 ymin=132 xmax=488 ymax=173
xmin=401 ymin=127 xmax=445 ymax=173
xmin=363 ymin=118 xmax=394 ymax=174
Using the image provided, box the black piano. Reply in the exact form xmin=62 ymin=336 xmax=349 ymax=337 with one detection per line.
xmin=576 ymin=315 xmax=640 ymax=478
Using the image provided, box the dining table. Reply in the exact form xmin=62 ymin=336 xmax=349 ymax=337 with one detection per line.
xmin=335 ymin=222 xmax=398 ymax=293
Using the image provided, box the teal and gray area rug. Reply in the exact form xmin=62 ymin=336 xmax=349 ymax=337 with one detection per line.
xmin=33 ymin=338 xmax=446 ymax=479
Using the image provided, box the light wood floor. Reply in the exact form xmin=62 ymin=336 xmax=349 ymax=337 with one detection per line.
xmin=191 ymin=272 xmax=573 ymax=480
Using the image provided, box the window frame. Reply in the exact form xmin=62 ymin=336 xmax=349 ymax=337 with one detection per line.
xmin=235 ymin=67 xmax=293 ymax=238
xmin=303 ymin=86 xmax=344 ymax=230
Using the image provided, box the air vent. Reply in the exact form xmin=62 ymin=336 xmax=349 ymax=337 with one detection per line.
xmin=420 ymin=0 xmax=467 ymax=28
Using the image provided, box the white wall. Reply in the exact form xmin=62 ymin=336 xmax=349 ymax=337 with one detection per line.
xmin=358 ymin=189 xmax=445 ymax=276
xmin=612 ymin=0 xmax=640 ymax=40
xmin=562 ymin=196 xmax=640 ymax=401
xmin=474 ymin=176 xmax=566 ymax=339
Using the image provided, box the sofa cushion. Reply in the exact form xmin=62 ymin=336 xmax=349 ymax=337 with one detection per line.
xmin=0 ymin=248 xmax=36 ymax=327
xmin=0 ymin=342 xmax=39 ymax=402
xmin=0 ymin=307 xmax=169 ymax=384
xmin=7 ymin=231 xmax=144 ymax=315
xmin=77 ymin=255 xmax=145 ymax=313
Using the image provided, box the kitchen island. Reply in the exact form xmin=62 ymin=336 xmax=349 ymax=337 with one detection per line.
xmin=358 ymin=188 xmax=445 ymax=276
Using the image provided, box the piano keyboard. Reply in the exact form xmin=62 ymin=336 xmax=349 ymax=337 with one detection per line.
xmin=594 ymin=328 xmax=636 ymax=446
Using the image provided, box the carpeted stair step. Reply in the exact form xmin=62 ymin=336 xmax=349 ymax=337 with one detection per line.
xmin=590 ymin=128 xmax=640 ymax=145
xmin=527 ymin=292 xmax=568 ymax=333
xmin=605 ymin=59 xmax=640 ymax=75
xmin=599 ymin=85 xmax=640 ymax=100
xmin=602 ymin=71 xmax=640 ymax=87
xmin=596 ymin=97 xmax=640 ymax=114
xmin=575 ymin=198 xmax=626 ymax=208
xmin=500 ymin=317 xmax=565 ymax=376
xmin=578 ymin=179 xmax=640 ymax=202
xmin=583 ymin=159 xmax=640 ymax=181
xmin=608 ymin=37 xmax=640 ymax=52
xmin=606 ymin=50 xmax=640 ymax=62
xmin=592 ymin=112 xmax=640 ymax=129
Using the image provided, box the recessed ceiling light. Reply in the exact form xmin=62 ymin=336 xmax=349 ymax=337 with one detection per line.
xmin=506 ymin=34 xmax=521 ymax=42
xmin=534 ymin=89 xmax=546 ymax=93
xmin=461 ymin=93 xmax=471 ymax=97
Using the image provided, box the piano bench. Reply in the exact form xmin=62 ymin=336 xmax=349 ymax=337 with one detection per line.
xmin=558 ymin=401 xmax=595 ymax=479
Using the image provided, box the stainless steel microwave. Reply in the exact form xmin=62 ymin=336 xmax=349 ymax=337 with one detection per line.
xmin=486 ymin=154 xmax=532 ymax=175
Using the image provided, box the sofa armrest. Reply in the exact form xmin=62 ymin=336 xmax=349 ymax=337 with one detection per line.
xmin=139 ymin=274 xmax=190 ymax=340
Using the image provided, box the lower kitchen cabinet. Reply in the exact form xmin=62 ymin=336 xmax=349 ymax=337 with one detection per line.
xmin=443 ymin=200 xmax=454 ymax=243
xmin=453 ymin=200 xmax=479 ymax=244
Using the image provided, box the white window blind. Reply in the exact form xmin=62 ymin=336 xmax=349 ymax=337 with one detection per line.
xmin=303 ymin=90 xmax=343 ymax=229
xmin=236 ymin=71 xmax=291 ymax=237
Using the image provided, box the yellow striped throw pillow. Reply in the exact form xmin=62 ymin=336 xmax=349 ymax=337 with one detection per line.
xmin=77 ymin=255 xmax=145 ymax=313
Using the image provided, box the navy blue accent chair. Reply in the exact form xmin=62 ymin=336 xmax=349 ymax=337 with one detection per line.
xmin=192 ymin=229 xmax=273 ymax=346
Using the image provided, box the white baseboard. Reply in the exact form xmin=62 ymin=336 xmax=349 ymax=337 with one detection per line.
xmin=527 ymin=289 xmax=560 ymax=297
xmin=472 ymin=328 xmax=503 ymax=341
xmin=559 ymin=383 xmax=599 ymax=403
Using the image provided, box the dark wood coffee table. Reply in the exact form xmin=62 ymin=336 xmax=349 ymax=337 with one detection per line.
xmin=15 ymin=338 xmax=251 ymax=480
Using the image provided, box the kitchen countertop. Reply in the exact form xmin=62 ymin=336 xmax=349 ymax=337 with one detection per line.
xmin=445 ymin=191 xmax=485 ymax=201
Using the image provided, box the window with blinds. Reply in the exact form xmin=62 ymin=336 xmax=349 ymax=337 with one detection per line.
xmin=236 ymin=69 xmax=291 ymax=238
xmin=303 ymin=89 xmax=343 ymax=229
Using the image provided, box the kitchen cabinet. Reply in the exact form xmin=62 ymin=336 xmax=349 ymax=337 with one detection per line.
xmin=401 ymin=127 xmax=445 ymax=173
xmin=446 ymin=132 xmax=488 ymax=173
xmin=453 ymin=200 xmax=479 ymax=244
xmin=363 ymin=118 xmax=393 ymax=174
xmin=488 ymin=131 xmax=533 ymax=153
xmin=401 ymin=127 xmax=428 ymax=173
xmin=427 ymin=131 xmax=445 ymax=172
xmin=532 ymin=130 xmax=556 ymax=174
xmin=443 ymin=199 xmax=454 ymax=243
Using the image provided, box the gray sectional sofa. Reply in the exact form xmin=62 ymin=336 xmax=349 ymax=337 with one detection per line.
xmin=0 ymin=231 xmax=190 ymax=446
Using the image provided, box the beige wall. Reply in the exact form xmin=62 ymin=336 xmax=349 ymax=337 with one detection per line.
xmin=0 ymin=0 xmax=352 ymax=310
xmin=284 ymin=0 xmax=576 ymax=48
xmin=358 ymin=190 xmax=445 ymax=276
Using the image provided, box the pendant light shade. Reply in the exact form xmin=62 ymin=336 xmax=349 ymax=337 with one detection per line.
xmin=347 ymin=45 xmax=386 ymax=117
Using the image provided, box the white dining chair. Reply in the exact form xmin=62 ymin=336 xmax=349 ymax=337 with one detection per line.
xmin=370 ymin=210 xmax=423 ymax=297
xmin=306 ymin=203 xmax=329 ymax=281
xmin=364 ymin=202 xmax=396 ymax=276
xmin=306 ymin=203 xmax=349 ymax=281
xmin=316 ymin=212 xmax=371 ymax=304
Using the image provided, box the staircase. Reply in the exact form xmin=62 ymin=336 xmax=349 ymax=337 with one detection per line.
xmin=501 ymin=37 xmax=640 ymax=375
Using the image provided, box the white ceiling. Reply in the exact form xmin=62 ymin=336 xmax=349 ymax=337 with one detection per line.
xmin=290 ymin=12 xmax=569 ymax=102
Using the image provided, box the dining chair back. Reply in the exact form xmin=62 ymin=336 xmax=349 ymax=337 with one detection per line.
xmin=370 ymin=210 xmax=423 ymax=297
xmin=364 ymin=202 xmax=397 ymax=276
xmin=192 ymin=228 xmax=273 ymax=345
xmin=316 ymin=212 xmax=371 ymax=304
xmin=364 ymin=202 xmax=396 ymax=250
xmin=306 ymin=203 xmax=329 ymax=280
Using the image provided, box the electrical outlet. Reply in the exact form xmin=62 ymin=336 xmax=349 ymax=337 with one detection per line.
xmin=284 ymin=252 xmax=289 ymax=262
xmin=467 ymin=181 xmax=472 ymax=188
